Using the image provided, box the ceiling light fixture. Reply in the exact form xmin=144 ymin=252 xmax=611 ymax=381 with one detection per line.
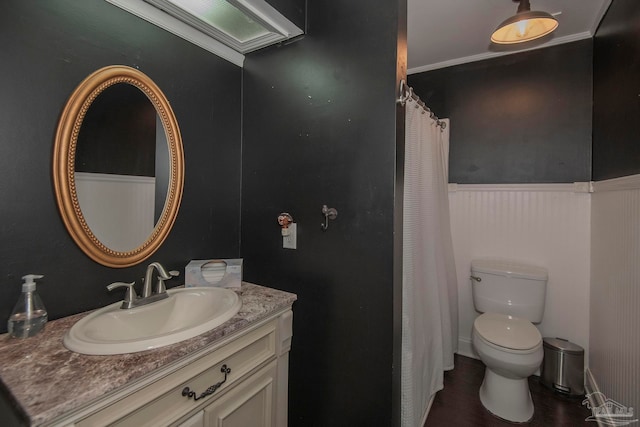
xmin=491 ymin=0 xmax=558 ymax=45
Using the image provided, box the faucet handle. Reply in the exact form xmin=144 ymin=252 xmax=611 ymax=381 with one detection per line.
xmin=156 ymin=271 xmax=180 ymax=294
xmin=107 ymin=282 xmax=137 ymax=309
xmin=152 ymin=262 xmax=172 ymax=280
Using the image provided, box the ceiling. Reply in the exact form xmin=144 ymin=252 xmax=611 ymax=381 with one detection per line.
xmin=407 ymin=0 xmax=612 ymax=74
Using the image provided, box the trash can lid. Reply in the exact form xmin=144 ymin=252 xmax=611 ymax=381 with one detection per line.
xmin=543 ymin=337 xmax=584 ymax=355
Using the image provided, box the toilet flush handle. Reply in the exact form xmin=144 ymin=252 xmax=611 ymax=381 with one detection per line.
xmin=470 ymin=276 xmax=482 ymax=282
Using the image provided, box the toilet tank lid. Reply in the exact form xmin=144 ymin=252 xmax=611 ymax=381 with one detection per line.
xmin=471 ymin=259 xmax=548 ymax=281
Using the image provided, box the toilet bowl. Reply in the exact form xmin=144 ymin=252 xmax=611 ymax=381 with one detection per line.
xmin=470 ymin=259 xmax=548 ymax=423
xmin=473 ymin=312 xmax=543 ymax=422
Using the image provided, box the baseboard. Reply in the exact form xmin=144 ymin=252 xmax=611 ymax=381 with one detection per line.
xmin=584 ymin=369 xmax=609 ymax=427
xmin=457 ymin=337 xmax=479 ymax=360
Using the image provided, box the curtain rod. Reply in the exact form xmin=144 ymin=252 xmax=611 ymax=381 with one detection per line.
xmin=397 ymin=79 xmax=447 ymax=130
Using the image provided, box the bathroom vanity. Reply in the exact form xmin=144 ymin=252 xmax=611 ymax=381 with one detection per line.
xmin=0 ymin=282 xmax=296 ymax=427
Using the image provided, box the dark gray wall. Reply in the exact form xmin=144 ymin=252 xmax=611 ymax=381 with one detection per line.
xmin=593 ymin=0 xmax=640 ymax=180
xmin=241 ymin=0 xmax=404 ymax=425
xmin=0 ymin=2 xmax=242 ymax=329
xmin=409 ymin=40 xmax=593 ymax=184
xmin=1 ymin=1 xmax=405 ymax=425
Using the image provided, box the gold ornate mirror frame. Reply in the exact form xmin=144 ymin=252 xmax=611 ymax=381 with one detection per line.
xmin=53 ymin=65 xmax=184 ymax=268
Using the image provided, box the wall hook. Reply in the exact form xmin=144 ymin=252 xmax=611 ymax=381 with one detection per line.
xmin=321 ymin=205 xmax=338 ymax=231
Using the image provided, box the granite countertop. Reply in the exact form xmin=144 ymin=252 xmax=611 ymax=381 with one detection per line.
xmin=0 ymin=282 xmax=296 ymax=426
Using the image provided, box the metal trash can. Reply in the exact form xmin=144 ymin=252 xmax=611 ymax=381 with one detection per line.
xmin=540 ymin=337 xmax=585 ymax=396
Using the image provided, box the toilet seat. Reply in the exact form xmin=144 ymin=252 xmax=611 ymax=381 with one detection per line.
xmin=474 ymin=313 xmax=541 ymax=351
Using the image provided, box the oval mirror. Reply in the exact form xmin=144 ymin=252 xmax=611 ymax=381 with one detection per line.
xmin=53 ymin=66 xmax=184 ymax=268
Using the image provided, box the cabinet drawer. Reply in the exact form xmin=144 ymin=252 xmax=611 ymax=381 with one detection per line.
xmin=75 ymin=320 xmax=277 ymax=427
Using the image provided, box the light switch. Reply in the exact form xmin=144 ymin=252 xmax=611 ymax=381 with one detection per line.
xmin=283 ymin=223 xmax=297 ymax=249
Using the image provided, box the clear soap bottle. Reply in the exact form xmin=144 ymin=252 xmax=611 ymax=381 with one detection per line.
xmin=8 ymin=274 xmax=48 ymax=338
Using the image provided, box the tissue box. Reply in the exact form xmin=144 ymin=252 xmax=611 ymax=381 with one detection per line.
xmin=185 ymin=259 xmax=242 ymax=289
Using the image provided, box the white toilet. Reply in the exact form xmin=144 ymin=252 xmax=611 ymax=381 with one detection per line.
xmin=470 ymin=259 xmax=548 ymax=423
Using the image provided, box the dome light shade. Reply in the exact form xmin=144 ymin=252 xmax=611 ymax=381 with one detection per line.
xmin=491 ymin=1 xmax=558 ymax=44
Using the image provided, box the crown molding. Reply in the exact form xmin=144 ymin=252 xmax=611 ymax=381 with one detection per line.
xmin=408 ymin=32 xmax=593 ymax=75
xmin=105 ymin=0 xmax=245 ymax=67
xmin=591 ymin=0 xmax=613 ymax=35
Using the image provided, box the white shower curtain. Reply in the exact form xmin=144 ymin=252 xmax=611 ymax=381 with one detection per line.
xmin=401 ymin=98 xmax=458 ymax=427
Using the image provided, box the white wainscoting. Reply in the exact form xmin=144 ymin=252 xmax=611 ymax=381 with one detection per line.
xmin=590 ymin=174 xmax=640 ymax=417
xmin=75 ymin=172 xmax=156 ymax=252
xmin=448 ymin=183 xmax=591 ymax=362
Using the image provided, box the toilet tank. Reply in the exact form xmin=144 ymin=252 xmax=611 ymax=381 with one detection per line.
xmin=471 ymin=259 xmax=548 ymax=323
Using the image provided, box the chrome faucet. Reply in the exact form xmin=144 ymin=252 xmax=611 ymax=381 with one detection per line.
xmin=108 ymin=262 xmax=179 ymax=309
xmin=142 ymin=261 xmax=174 ymax=298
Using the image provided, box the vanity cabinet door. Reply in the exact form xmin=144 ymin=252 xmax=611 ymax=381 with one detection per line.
xmin=203 ymin=360 xmax=277 ymax=427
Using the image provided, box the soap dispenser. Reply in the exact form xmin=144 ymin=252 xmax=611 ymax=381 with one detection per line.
xmin=8 ymin=275 xmax=48 ymax=338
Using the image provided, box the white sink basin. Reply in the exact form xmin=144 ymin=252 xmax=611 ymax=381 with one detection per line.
xmin=63 ymin=287 xmax=242 ymax=355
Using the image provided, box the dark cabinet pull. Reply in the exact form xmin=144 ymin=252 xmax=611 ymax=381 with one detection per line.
xmin=182 ymin=364 xmax=231 ymax=401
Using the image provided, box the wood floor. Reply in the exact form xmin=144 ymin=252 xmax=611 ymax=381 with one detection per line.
xmin=424 ymin=354 xmax=593 ymax=426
